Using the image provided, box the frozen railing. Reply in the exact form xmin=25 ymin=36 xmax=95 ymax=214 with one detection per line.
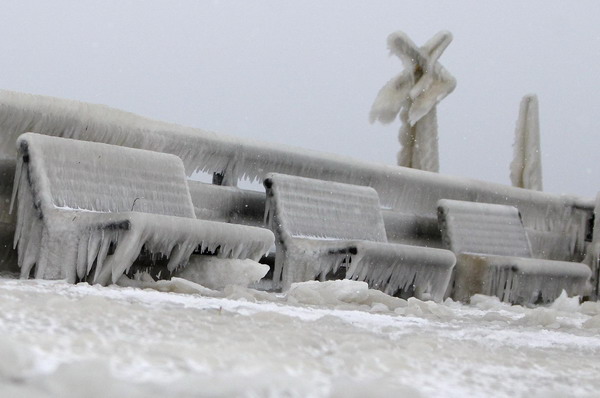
xmin=264 ymin=173 xmax=455 ymax=301
xmin=11 ymin=133 xmax=274 ymax=284
xmin=437 ymin=199 xmax=591 ymax=304
xmin=0 ymin=90 xmax=594 ymax=267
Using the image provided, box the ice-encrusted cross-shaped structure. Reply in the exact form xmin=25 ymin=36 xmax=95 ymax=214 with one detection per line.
xmin=370 ymin=31 xmax=456 ymax=172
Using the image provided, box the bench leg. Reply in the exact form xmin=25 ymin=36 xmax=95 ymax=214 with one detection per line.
xmin=34 ymin=229 xmax=79 ymax=283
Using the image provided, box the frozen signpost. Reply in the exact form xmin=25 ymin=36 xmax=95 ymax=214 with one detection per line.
xmin=370 ymin=31 xmax=456 ymax=172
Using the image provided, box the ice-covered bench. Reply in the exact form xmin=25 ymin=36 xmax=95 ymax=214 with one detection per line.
xmin=11 ymin=133 xmax=274 ymax=285
xmin=437 ymin=199 xmax=591 ymax=304
xmin=263 ymin=173 xmax=455 ymax=301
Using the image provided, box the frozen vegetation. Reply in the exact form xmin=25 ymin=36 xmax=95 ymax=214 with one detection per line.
xmin=0 ymin=275 xmax=599 ymax=398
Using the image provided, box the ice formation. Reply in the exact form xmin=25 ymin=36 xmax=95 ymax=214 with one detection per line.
xmin=173 ymin=257 xmax=269 ymax=290
xmin=370 ymin=31 xmax=456 ymax=172
xmin=285 ymin=279 xmax=409 ymax=310
xmin=453 ymin=254 xmax=591 ymax=304
xmin=438 ymin=199 xmax=591 ymax=303
xmin=116 ymin=274 xmax=221 ymax=296
xmin=0 ymin=89 xmax=594 ymax=297
xmin=510 ymin=94 xmax=543 ymax=191
xmin=0 ymin=91 xmax=589 ymax=236
xmin=264 ymin=173 xmax=455 ymax=301
xmin=11 ymin=133 xmax=274 ymax=285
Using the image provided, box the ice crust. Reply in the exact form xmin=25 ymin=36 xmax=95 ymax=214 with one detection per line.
xmin=1 ymin=277 xmax=600 ymax=398
xmin=173 ymin=257 xmax=269 ymax=290
xmin=12 ymin=133 xmax=274 ymax=284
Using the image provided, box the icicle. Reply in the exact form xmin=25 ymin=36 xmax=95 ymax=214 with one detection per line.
xmin=9 ymin=155 xmax=23 ymax=215
xmin=87 ymin=231 xmax=102 ymax=276
xmin=76 ymin=234 xmax=89 ymax=280
xmin=33 ymin=231 xmax=50 ymax=279
xmin=94 ymin=231 xmax=111 ymax=282
xmin=167 ymin=242 xmax=190 ymax=272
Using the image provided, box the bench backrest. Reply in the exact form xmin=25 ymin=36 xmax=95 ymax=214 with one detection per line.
xmin=264 ymin=173 xmax=387 ymax=242
xmin=187 ymin=180 xmax=265 ymax=226
xmin=17 ymin=133 xmax=195 ymax=218
xmin=437 ymin=199 xmax=532 ymax=257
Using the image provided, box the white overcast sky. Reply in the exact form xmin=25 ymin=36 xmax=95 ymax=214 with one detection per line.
xmin=1 ymin=1 xmax=599 ymax=198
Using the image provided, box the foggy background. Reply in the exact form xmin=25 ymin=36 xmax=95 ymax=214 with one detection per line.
xmin=1 ymin=1 xmax=598 ymax=198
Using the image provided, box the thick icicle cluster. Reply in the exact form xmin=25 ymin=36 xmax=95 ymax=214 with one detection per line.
xmin=12 ymin=133 xmax=274 ymax=284
xmin=264 ymin=173 xmax=455 ymax=301
xmin=454 ymin=254 xmax=592 ymax=304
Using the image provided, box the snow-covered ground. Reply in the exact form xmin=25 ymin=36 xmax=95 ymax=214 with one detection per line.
xmin=1 ymin=275 xmax=599 ymax=398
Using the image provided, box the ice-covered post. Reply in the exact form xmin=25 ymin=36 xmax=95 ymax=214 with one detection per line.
xmin=370 ymin=31 xmax=456 ymax=172
xmin=584 ymin=193 xmax=600 ymax=300
xmin=510 ymin=94 xmax=543 ymax=191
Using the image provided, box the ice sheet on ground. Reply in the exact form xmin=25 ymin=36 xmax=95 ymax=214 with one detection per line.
xmin=286 ymin=280 xmax=408 ymax=311
xmin=1 ymin=277 xmax=600 ymax=398
xmin=116 ymin=274 xmax=221 ymax=297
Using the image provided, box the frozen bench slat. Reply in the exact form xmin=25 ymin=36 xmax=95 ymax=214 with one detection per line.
xmin=437 ymin=199 xmax=591 ymax=303
xmin=264 ymin=173 xmax=455 ymax=301
xmin=32 ymin=133 xmax=195 ymax=218
xmin=12 ymin=133 xmax=274 ymax=284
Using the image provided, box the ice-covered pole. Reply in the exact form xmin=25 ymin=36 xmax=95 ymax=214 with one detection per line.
xmin=584 ymin=193 xmax=600 ymax=300
xmin=510 ymin=94 xmax=543 ymax=191
xmin=370 ymin=31 xmax=456 ymax=172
